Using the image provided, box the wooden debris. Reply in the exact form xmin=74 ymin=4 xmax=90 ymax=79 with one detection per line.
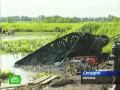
xmin=41 ymin=75 xmax=58 ymax=85
xmin=28 ymin=75 xmax=51 ymax=85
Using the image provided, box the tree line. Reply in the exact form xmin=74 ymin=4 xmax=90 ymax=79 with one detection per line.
xmin=0 ymin=15 xmax=119 ymax=23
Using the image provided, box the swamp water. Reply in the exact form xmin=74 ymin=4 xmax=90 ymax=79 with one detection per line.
xmin=0 ymin=54 xmax=36 ymax=86
xmin=0 ymin=35 xmax=44 ymax=87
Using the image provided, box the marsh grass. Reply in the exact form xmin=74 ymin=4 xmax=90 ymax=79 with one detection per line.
xmin=1 ymin=38 xmax=55 ymax=54
xmin=1 ymin=23 xmax=82 ymax=32
xmin=0 ymin=21 xmax=120 ymax=54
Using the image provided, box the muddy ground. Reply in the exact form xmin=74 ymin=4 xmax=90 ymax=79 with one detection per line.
xmin=1 ymin=60 xmax=114 ymax=90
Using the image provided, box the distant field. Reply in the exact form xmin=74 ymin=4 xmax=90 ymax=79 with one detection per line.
xmin=1 ymin=23 xmax=83 ymax=32
xmin=1 ymin=22 xmax=120 ymax=36
xmin=0 ymin=21 xmax=120 ymax=54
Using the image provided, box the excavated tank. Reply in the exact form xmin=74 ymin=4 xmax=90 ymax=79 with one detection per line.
xmin=15 ymin=32 xmax=110 ymax=66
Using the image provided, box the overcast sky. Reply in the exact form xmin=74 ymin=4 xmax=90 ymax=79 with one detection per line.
xmin=1 ymin=0 xmax=120 ymax=17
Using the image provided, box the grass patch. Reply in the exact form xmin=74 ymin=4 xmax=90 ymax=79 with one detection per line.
xmin=1 ymin=23 xmax=83 ymax=32
xmin=0 ymin=71 xmax=13 ymax=81
xmin=0 ymin=38 xmax=55 ymax=54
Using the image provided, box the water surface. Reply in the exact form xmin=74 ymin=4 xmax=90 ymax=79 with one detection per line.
xmin=0 ymin=54 xmax=35 ymax=86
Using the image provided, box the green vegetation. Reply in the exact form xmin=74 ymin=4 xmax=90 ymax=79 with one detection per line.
xmin=0 ymin=71 xmax=13 ymax=80
xmin=0 ymin=38 xmax=55 ymax=54
xmin=0 ymin=21 xmax=120 ymax=54
xmin=1 ymin=22 xmax=119 ymax=36
xmin=1 ymin=15 xmax=119 ymax=23
xmin=1 ymin=23 xmax=82 ymax=32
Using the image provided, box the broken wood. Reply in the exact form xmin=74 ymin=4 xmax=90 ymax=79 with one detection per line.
xmin=41 ymin=75 xmax=58 ymax=85
xmin=28 ymin=75 xmax=52 ymax=85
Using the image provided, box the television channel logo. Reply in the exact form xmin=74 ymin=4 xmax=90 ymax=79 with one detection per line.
xmin=9 ymin=75 xmax=21 ymax=84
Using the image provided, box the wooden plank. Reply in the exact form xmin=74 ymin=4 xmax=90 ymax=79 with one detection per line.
xmin=41 ymin=75 xmax=58 ymax=85
xmin=28 ymin=75 xmax=51 ymax=85
xmin=106 ymin=61 xmax=113 ymax=66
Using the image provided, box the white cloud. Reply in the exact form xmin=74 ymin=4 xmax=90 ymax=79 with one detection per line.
xmin=1 ymin=0 xmax=120 ymax=17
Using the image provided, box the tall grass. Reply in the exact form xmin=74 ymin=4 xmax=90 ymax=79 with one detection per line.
xmin=1 ymin=23 xmax=83 ymax=32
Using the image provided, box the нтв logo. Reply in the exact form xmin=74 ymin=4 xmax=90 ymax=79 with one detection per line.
xmin=9 ymin=75 xmax=21 ymax=84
